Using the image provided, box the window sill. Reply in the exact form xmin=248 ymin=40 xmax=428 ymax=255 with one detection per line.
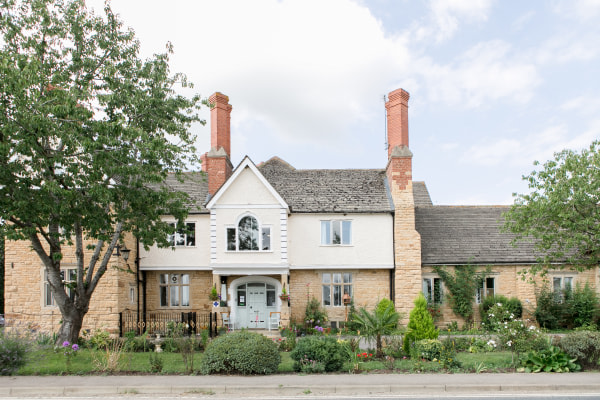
xmin=225 ymin=250 xmax=274 ymax=253
xmin=319 ymin=244 xmax=353 ymax=247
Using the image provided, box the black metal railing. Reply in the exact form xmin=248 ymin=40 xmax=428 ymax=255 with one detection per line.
xmin=119 ymin=310 xmax=218 ymax=337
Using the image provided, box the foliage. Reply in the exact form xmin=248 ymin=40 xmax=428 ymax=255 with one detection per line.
xmin=344 ymin=299 xmax=360 ymax=332
xmin=0 ymin=0 xmax=205 ymax=344
xmin=353 ymin=298 xmax=401 ymax=357
xmin=167 ymin=322 xmax=196 ymax=374
xmin=85 ymin=329 xmax=111 ymax=350
xmin=438 ymin=334 xmax=461 ymax=369
xmin=0 ymin=330 xmax=30 ymax=375
xmin=411 ymin=339 xmax=442 ymax=361
xmin=479 ymin=295 xmax=522 ymax=327
xmin=432 ymin=265 xmax=490 ymax=325
xmin=503 ymin=140 xmax=600 ymax=274
xmin=483 ymin=303 xmax=546 ymax=364
xmin=278 ymin=328 xmax=296 ymax=352
xmin=535 ymin=283 xmax=599 ymax=330
xmin=297 ymin=356 xmax=326 ymax=373
xmin=291 ymin=336 xmax=345 ymax=372
xmin=558 ymin=330 xmax=600 ymax=370
xmin=148 ymin=352 xmax=163 ymax=373
xmin=209 ymin=285 xmax=219 ymax=301
xmin=55 ymin=340 xmax=79 ymax=372
xmin=92 ymin=338 xmax=124 ymax=373
xmin=304 ymin=297 xmax=328 ymax=329
xmin=382 ymin=335 xmax=405 ymax=358
xmin=522 ymin=345 xmax=580 ymax=373
xmin=200 ymin=330 xmax=280 ymax=375
xmin=403 ymin=293 xmax=438 ymax=353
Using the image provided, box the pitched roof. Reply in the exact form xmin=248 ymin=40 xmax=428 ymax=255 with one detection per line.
xmin=413 ymin=181 xmax=433 ymax=206
xmin=416 ymin=206 xmax=541 ymax=265
xmin=163 ymin=172 xmax=208 ymax=213
xmin=258 ymin=157 xmax=393 ymax=213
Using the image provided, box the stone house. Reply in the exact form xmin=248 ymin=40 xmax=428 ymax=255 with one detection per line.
xmin=4 ymin=88 xmax=597 ymax=334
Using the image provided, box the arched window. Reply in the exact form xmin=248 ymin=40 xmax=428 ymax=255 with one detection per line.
xmin=227 ymin=214 xmax=271 ymax=251
xmin=238 ymin=215 xmax=259 ymax=250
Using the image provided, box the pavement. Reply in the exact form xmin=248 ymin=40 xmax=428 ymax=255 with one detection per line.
xmin=2 ymin=373 xmax=600 ymax=397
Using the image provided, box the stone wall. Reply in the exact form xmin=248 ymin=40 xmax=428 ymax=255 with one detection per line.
xmin=4 ymin=233 xmax=137 ymax=335
xmin=289 ymin=269 xmax=390 ymax=327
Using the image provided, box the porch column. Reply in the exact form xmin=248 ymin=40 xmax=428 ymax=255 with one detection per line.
xmin=280 ymin=273 xmax=290 ymax=328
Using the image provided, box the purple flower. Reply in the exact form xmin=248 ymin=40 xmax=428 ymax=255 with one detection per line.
xmin=62 ymin=341 xmax=70 ymax=347
xmin=72 ymin=344 xmax=79 ymax=351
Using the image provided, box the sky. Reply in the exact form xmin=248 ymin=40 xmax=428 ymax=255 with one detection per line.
xmin=86 ymin=0 xmax=600 ymax=205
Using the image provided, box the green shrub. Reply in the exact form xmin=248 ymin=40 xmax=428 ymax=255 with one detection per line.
xmin=304 ymin=297 xmax=328 ymax=329
xmin=291 ymin=336 xmax=345 ymax=372
xmin=353 ymin=298 xmax=401 ymax=358
xmin=535 ymin=283 xmax=599 ymax=330
xmin=403 ymin=293 xmax=438 ymax=353
xmin=278 ymin=328 xmax=296 ymax=352
xmin=558 ymin=330 xmax=600 ymax=370
xmin=411 ymin=339 xmax=442 ymax=361
xmin=200 ymin=330 xmax=280 ymax=375
xmin=0 ymin=330 xmax=30 ymax=375
xmin=568 ymin=283 xmax=599 ymax=328
xmin=480 ymin=295 xmax=522 ymax=327
xmin=522 ymin=345 xmax=580 ymax=373
xmin=535 ymin=286 xmax=562 ymax=329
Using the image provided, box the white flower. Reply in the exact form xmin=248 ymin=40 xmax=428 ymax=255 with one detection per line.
xmin=529 ymin=326 xmax=535 ymax=330
xmin=506 ymin=340 xmax=512 ymax=347
xmin=497 ymin=303 xmax=502 ymax=307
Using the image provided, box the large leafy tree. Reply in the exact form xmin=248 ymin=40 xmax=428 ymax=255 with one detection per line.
xmin=0 ymin=0 xmax=206 ymax=343
xmin=504 ymin=140 xmax=600 ymax=275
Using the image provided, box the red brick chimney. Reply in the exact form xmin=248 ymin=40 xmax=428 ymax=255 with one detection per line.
xmin=386 ymin=88 xmax=410 ymax=158
xmin=204 ymin=92 xmax=233 ymax=196
xmin=385 ymin=88 xmax=412 ymax=191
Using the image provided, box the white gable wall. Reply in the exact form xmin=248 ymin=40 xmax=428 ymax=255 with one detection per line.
xmin=140 ymin=214 xmax=211 ymax=270
xmin=288 ymin=213 xmax=394 ymax=268
xmin=217 ymin=166 xmax=280 ymax=206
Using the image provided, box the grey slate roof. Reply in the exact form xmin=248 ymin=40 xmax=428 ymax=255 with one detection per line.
xmin=258 ymin=157 xmax=393 ymax=213
xmin=413 ymin=182 xmax=433 ymax=206
xmin=163 ymin=172 xmax=208 ymax=213
xmin=416 ymin=206 xmax=541 ymax=265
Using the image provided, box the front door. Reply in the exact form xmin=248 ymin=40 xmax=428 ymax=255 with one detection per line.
xmin=247 ymin=283 xmax=267 ymax=328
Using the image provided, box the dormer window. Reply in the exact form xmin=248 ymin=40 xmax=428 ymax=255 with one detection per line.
xmin=227 ymin=215 xmax=271 ymax=251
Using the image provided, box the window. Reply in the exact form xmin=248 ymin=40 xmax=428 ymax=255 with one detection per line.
xmin=423 ymin=277 xmax=443 ymax=304
xmin=226 ymin=215 xmax=271 ymax=251
xmin=322 ymin=272 xmax=352 ymax=306
xmin=553 ymin=276 xmax=573 ymax=302
xmin=44 ymin=268 xmax=76 ymax=307
xmin=476 ymin=277 xmax=495 ymax=304
xmin=321 ymin=220 xmax=352 ymax=245
xmin=168 ymin=222 xmax=195 ymax=247
xmin=159 ymin=273 xmax=190 ymax=307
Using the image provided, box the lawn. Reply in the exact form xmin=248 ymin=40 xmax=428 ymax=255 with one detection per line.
xmin=17 ymin=347 xmax=515 ymax=375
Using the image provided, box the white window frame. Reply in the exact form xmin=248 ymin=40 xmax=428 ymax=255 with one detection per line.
xmin=159 ymin=273 xmax=190 ymax=308
xmin=226 ymin=214 xmax=271 ymax=252
xmin=322 ymin=272 xmax=353 ymax=307
xmin=423 ymin=277 xmax=443 ymax=305
xmin=168 ymin=222 xmax=196 ymax=247
xmin=320 ymin=220 xmax=352 ymax=246
xmin=552 ymin=275 xmax=574 ymax=302
xmin=44 ymin=267 xmax=76 ymax=307
xmin=476 ymin=277 xmax=496 ymax=304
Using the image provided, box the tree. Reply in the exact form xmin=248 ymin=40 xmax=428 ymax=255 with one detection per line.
xmin=0 ymin=0 xmax=206 ymax=343
xmin=504 ymin=140 xmax=600 ymax=275
xmin=352 ymin=298 xmax=401 ymax=358
xmin=403 ymin=293 xmax=438 ymax=353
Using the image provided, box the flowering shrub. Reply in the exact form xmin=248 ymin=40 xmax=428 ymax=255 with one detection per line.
xmin=356 ymin=351 xmax=373 ymax=360
xmin=57 ymin=340 xmax=79 ymax=371
xmin=304 ymin=298 xmax=328 ymax=331
xmin=298 ymin=356 xmax=326 ymax=373
xmin=411 ymin=339 xmax=442 ymax=361
xmin=483 ymin=303 xmax=547 ymax=363
xmin=0 ymin=330 xmax=30 ymax=375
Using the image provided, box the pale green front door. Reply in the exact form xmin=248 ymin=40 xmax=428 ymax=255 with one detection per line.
xmin=247 ymin=283 xmax=267 ymax=328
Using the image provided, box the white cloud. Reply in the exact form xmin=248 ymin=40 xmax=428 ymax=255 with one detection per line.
xmin=88 ymin=0 xmax=413 ymax=151
xmin=414 ymin=40 xmax=540 ymax=108
xmin=427 ymin=0 xmax=492 ymax=42
xmin=553 ymin=0 xmax=600 ymax=22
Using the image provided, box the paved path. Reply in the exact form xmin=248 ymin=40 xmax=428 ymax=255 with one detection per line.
xmin=1 ymin=373 xmax=600 ymax=397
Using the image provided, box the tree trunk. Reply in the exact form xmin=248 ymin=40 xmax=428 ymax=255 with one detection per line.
xmin=56 ymin=306 xmax=86 ymax=345
xmin=376 ymin=334 xmax=383 ymax=358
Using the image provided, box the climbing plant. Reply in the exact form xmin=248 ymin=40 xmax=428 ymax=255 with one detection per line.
xmin=432 ymin=265 xmax=491 ymax=326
